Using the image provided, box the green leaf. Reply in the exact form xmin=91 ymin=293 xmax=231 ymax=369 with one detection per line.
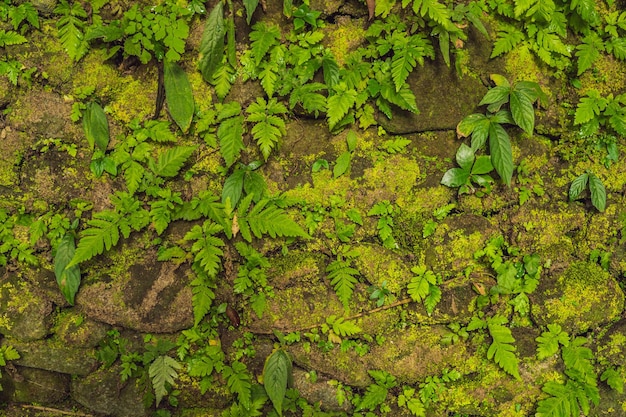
xmin=487 ymin=318 xmax=521 ymax=380
xmin=82 ymin=102 xmax=110 ymax=152
xmin=327 ymin=258 xmax=359 ymax=310
xmin=0 ymin=29 xmax=27 ymax=47
xmin=185 ymin=221 xmax=225 ymax=277
xmin=488 ymin=123 xmax=513 ymax=185
xmin=574 ymin=90 xmax=606 ymax=125
xmin=576 ymin=34 xmax=603 ymax=76
xmin=455 ymin=143 xmax=474 ymax=171
xmin=218 ymin=112 xmax=245 ymax=168
xmin=510 ymin=89 xmax=535 ymax=135
xmin=222 ymin=169 xmax=245 ymax=207
xmin=424 ymin=285 xmax=441 ymax=315
xmin=326 ymin=315 xmax=361 ymax=337
xmin=472 ymin=156 xmax=493 ymax=175
xmin=152 ymin=146 xmax=197 ymax=178
xmin=263 ymin=350 xmax=292 ymax=416
xmin=250 ymin=22 xmax=281 ymax=65
xmin=356 ymin=383 xmax=388 ymax=411
xmin=55 ymin=234 xmax=81 ymax=305
xmin=223 ymin=361 xmax=252 ymax=409
xmin=569 ymin=173 xmax=589 ymax=201
xmin=191 ymin=275 xmax=216 ymax=326
xmin=441 ymin=168 xmax=469 ymax=188
xmin=589 ymin=173 xmax=606 ymax=212
xmin=322 ymin=52 xmax=340 ymax=89
xmin=69 ymin=210 xmax=121 ymax=268
xmin=246 ymin=97 xmax=287 ymax=160
xmin=149 ymin=355 xmax=182 ymax=407
xmin=164 ymin=60 xmax=194 ymax=133
xmin=54 ymin=0 xmax=88 ymax=61
xmin=198 ymin=2 xmax=225 ymax=82
xmin=244 ymin=0 xmax=260 ymax=24
xmin=333 ymin=151 xmax=351 ymax=178
xmin=601 ymin=368 xmax=624 ymax=394
xmin=327 ymin=86 xmax=357 ymax=131
xmin=536 ymin=324 xmax=569 ymax=360
xmin=237 ymin=197 xmax=309 ymax=242
xmin=491 ymin=26 xmax=524 ymax=58
xmin=478 ymin=85 xmax=510 ymax=108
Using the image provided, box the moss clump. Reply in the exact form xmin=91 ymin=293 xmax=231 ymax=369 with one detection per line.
xmin=353 ymin=244 xmax=412 ymax=293
xmin=324 ymin=17 xmax=366 ymax=65
xmin=533 ymin=262 xmax=624 ymax=334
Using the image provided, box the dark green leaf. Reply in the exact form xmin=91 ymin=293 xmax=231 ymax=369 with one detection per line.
xmin=471 ymin=156 xmax=494 ymax=175
xmin=479 ymin=85 xmax=510 ymax=108
xmin=510 ymin=90 xmax=535 ymax=134
xmin=83 ymin=102 xmax=110 ymax=152
xmin=153 ymin=146 xmax=197 ymax=178
xmin=164 ymin=60 xmax=194 ymax=133
xmin=569 ymin=173 xmax=589 ymax=201
xmin=441 ymin=168 xmax=469 ymax=188
xmin=55 ymin=234 xmax=81 ymax=305
xmin=244 ymin=0 xmax=260 ymax=24
xmin=455 ymin=143 xmax=474 ymax=171
xmin=334 ymin=151 xmax=351 ymax=178
xmin=589 ymin=173 xmax=606 ymax=212
xmin=222 ymin=169 xmax=245 ymax=206
xmin=263 ymin=350 xmax=292 ymax=416
xmin=488 ymin=123 xmax=513 ymax=185
xmin=198 ymin=2 xmax=225 ymax=82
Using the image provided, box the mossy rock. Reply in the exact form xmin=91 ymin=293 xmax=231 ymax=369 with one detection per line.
xmin=53 ymin=310 xmax=110 ymax=348
xmin=6 ymin=338 xmax=98 ymax=376
xmin=531 ymin=261 xmax=625 ymax=335
xmin=70 ymin=364 xmax=148 ymax=417
xmin=5 ymin=366 xmax=70 ymax=404
xmin=595 ymin=318 xmax=626 ymax=368
xmin=0 ymin=274 xmax=53 ymax=341
xmin=292 ymin=367 xmax=353 ymax=413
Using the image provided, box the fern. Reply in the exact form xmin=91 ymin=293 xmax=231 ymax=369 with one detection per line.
xmin=151 ymin=146 xmax=197 ymax=178
xmin=212 ymin=63 xmax=235 ymax=101
xmin=486 ymin=316 xmax=521 ymax=380
xmin=326 ymin=315 xmax=362 ymax=337
xmin=327 ymin=257 xmax=360 ymax=310
xmin=327 ymin=84 xmax=357 ymax=131
xmin=289 ymin=82 xmax=327 ymax=117
xmin=8 ymin=2 xmax=39 ymax=31
xmin=246 ymin=97 xmax=287 ymax=161
xmin=491 ymin=25 xmax=525 ymax=58
xmin=54 ymin=0 xmax=89 ymax=61
xmin=68 ymin=210 xmax=121 ymax=267
xmin=408 ymin=0 xmax=455 ymax=31
xmin=574 ymin=89 xmax=607 ymax=125
xmin=149 ymin=189 xmax=183 ymax=235
xmin=184 ymin=221 xmax=225 ymax=277
xmin=0 ymin=30 xmax=27 ymax=47
xmin=575 ymin=33 xmax=604 ymax=76
xmin=536 ymin=323 xmax=569 ymax=360
xmin=407 ymin=266 xmax=441 ymax=315
xmin=606 ymin=37 xmax=626 ymax=61
xmin=249 ymin=22 xmax=281 ymax=65
xmin=390 ymin=33 xmax=434 ymax=92
xmin=149 ymin=355 xmax=181 ymax=407
xmin=235 ymin=195 xmax=309 ymax=243
xmin=217 ymin=102 xmax=245 ymax=167
xmin=223 ymin=361 xmax=252 ymax=409
xmin=190 ymin=266 xmax=216 ymax=326
xmin=124 ymin=161 xmax=144 ymax=195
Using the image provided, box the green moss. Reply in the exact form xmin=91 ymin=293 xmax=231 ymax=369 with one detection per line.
xmin=579 ymin=55 xmax=626 ymax=97
xmin=324 ymin=18 xmax=366 ymax=65
xmin=504 ymin=44 xmax=545 ymax=84
xmin=361 ymin=154 xmax=423 ymax=207
xmin=353 ymin=244 xmax=412 ymax=293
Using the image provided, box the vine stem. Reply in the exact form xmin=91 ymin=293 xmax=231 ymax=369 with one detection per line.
xmin=247 ymin=297 xmax=415 ymax=335
xmin=19 ymin=405 xmax=94 ymax=416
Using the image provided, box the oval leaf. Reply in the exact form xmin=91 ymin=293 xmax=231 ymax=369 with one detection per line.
xmin=263 ymin=350 xmax=292 ymax=416
xmin=441 ymin=168 xmax=470 ymax=188
xmin=510 ymin=90 xmax=534 ymax=135
xmin=199 ymin=2 xmax=225 ymax=82
xmin=164 ymin=60 xmax=194 ymax=133
xmin=83 ymin=102 xmax=110 ymax=152
xmin=55 ymin=234 xmax=81 ymax=305
xmin=569 ymin=173 xmax=589 ymax=201
xmin=333 ymin=151 xmax=351 ymax=178
xmin=455 ymin=143 xmax=474 ymax=170
xmin=488 ymin=123 xmax=513 ymax=186
xmin=589 ymin=173 xmax=606 ymax=212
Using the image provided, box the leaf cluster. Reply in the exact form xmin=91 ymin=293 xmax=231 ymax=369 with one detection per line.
xmin=367 ymin=200 xmax=398 ymax=249
xmin=407 ymin=265 xmax=442 ymax=315
xmin=569 ymin=171 xmax=606 ymax=212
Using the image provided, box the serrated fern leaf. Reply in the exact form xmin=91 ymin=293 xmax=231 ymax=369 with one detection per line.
xmin=123 ymin=160 xmax=144 ymax=195
xmin=326 ymin=315 xmax=362 ymax=337
xmin=236 ymin=197 xmax=309 ymax=242
xmin=191 ymin=273 xmax=216 ymax=326
xmin=491 ymin=26 xmax=524 ymax=58
xmin=289 ymin=82 xmax=327 ymax=117
xmin=574 ymin=90 xmax=606 ymax=125
xmin=149 ymin=355 xmax=181 ymax=407
xmin=391 ymin=34 xmax=434 ymax=92
xmin=246 ymin=97 xmax=287 ymax=161
xmin=536 ymin=323 xmax=569 ymax=360
xmin=250 ymin=22 xmax=280 ymax=65
xmin=575 ymin=34 xmax=603 ymax=76
xmin=487 ymin=319 xmax=521 ymax=380
xmin=259 ymin=64 xmax=278 ymax=98
xmin=356 ymin=383 xmax=388 ymax=411
xmin=0 ymin=30 xmax=27 ymax=47
xmin=535 ymin=381 xmax=575 ymax=417
xmin=218 ymin=114 xmax=245 ymax=168
xmin=54 ymin=0 xmax=88 ymax=62
xmin=327 ymin=259 xmax=359 ymax=309
xmin=212 ymin=63 xmax=235 ymax=100
xmin=69 ymin=210 xmax=121 ymax=267
xmin=327 ymin=85 xmax=357 ymax=130
xmin=223 ymin=361 xmax=252 ymax=409
xmin=152 ymin=146 xmax=197 ymax=178
xmin=185 ymin=221 xmax=225 ymax=277
xmin=411 ymin=0 xmax=454 ymax=31
xmin=606 ymin=37 xmax=626 ymax=60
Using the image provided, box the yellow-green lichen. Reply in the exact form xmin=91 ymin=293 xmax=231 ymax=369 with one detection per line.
xmin=324 ymin=18 xmax=366 ymax=65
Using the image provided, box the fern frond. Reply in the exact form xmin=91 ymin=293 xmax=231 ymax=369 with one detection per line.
xmin=190 ymin=271 xmax=216 ymax=326
xmin=149 ymin=191 xmax=183 ymax=235
xmin=487 ymin=317 xmax=521 ymax=380
xmin=327 ymin=258 xmax=359 ymax=309
xmin=149 ymin=355 xmax=181 ymax=407
xmin=0 ymin=30 xmax=27 ymax=47
xmin=68 ymin=210 xmax=121 ymax=267
xmin=575 ymin=33 xmax=603 ymax=75
xmin=151 ymin=145 xmax=197 ymax=178
xmin=391 ymin=33 xmax=434 ymax=92
xmin=223 ymin=361 xmax=253 ymax=409
xmin=259 ymin=64 xmax=278 ymax=97
xmin=246 ymin=97 xmax=287 ymax=161
xmin=491 ymin=26 xmax=524 ymax=58
xmin=185 ymin=221 xmax=225 ymax=277
xmin=123 ymin=160 xmax=144 ymax=195
xmin=606 ymin=37 xmax=626 ymax=61
xmin=326 ymin=315 xmax=362 ymax=337
xmin=327 ymin=84 xmax=357 ymax=131
xmin=54 ymin=0 xmax=88 ymax=61
xmin=249 ymin=22 xmax=281 ymax=65
xmin=236 ymin=196 xmax=309 ymax=242
xmin=212 ymin=63 xmax=235 ymax=101
xmin=217 ymin=103 xmax=245 ymax=168
xmin=289 ymin=82 xmax=327 ymax=117
xmin=411 ymin=0 xmax=454 ymax=31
